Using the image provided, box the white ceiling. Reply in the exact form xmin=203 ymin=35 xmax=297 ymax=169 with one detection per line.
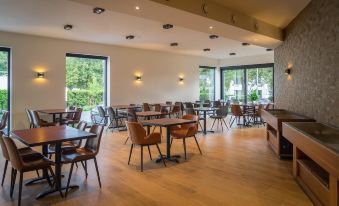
xmin=0 ymin=0 xmax=308 ymax=59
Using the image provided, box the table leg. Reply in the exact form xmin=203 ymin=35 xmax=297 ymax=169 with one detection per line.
xmin=203 ymin=111 xmax=207 ymax=134
xmin=52 ymin=114 xmax=56 ymax=123
xmin=146 ymin=116 xmax=150 ymax=135
xmin=155 ymin=126 xmax=179 ymax=163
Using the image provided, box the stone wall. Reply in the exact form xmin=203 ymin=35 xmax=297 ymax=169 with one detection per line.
xmin=274 ymin=0 xmax=339 ymax=127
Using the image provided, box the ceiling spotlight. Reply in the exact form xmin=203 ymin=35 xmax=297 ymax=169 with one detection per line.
xmin=126 ymin=35 xmax=135 ymax=40
xmin=64 ymin=24 xmax=73 ymax=30
xmin=163 ymin=24 xmax=174 ymax=29
xmin=209 ymin=35 xmax=219 ymax=39
xmin=209 ymin=26 xmax=213 ymax=29
xmin=229 ymin=52 xmax=236 ymax=56
xmin=135 ymin=6 xmax=140 ymax=10
xmin=266 ymin=48 xmax=273 ymax=51
xmin=93 ymin=7 xmax=105 ymax=14
xmin=203 ymin=48 xmax=211 ymax=52
xmin=170 ymin=42 xmax=178 ymax=47
xmin=242 ymin=42 xmax=250 ymax=46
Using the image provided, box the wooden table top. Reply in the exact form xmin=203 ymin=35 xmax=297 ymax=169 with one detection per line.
xmin=142 ymin=118 xmax=196 ymax=127
xmin=11 ymin=126 xmax=96 ymax=147
xmin=37 ymin=109 xmax=77 ymax=114
xmin=136 ymin=111 xmax=163 ymax=117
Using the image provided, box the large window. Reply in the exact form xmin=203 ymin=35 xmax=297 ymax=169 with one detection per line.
xmin=0 ymin=47 xmax=10 ymax=133
xmin=199 ymin=66 xmax=215 ymax=101
xmin=221 ymin=64 xmax=274 ymax=103
xmin=66 ymin=53 xmax=107 ymax=121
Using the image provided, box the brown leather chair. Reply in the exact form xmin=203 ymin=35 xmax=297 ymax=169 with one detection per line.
xmin=126 ymin=121 xmax=166 ymax=172
xmin=230 ymin=105 xmax=246 ymax=127
xmin=25 ymin=109 xmax=34 ymax=129
xmin=62 ymin=124 xmax=104 ymax=197
xmin=213 ymin=100 xmax=222 ymax=108
xmin=30 ymin=110 xmax=56 ymax=128
xmin=170 ymin=115 xmax=202 ymax=159
xmin=142 ymin=103 xmax=151 ymax=112
xmin=0 ymin=111 xmax=9 ymax=131
xmin=62 ymin=108 xmax=83 ymax=126
xmin=169 ymin=105 xmax=181 ymax=118
xmin=124 ymin=108 xmax=138 ymax=144
xmin=3 ymin=135 xmax=62 ymax=206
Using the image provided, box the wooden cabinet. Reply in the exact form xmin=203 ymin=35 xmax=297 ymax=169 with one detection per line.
xmin=283 ymin=122 xmax=339 ymax=206
xmin=261 ymin=109 xmax=315 ymax=158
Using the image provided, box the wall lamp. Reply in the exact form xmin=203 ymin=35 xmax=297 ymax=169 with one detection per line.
xmin=135 ymin=76 xmax=142 ymax=81
xmin=37 ymin=72 xmax=45 ymax=78
xmin=285 ymin=68 xmax=291 ymax=75
xmin=179 ymin=77 xmax=184 ymax=82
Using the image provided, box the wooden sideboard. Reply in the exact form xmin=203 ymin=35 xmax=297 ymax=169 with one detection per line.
xmin=261 ymin=109 xmax=315 ymax=158
xmin=283 ymin=122 xmax=339 ymax=206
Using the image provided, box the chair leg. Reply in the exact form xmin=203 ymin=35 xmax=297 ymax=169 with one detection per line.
xmin=75 ymin=162 xmax=78 ymax=168
xmin=65 ymin=162 xmax=74 ymax=197
xmin=35 ymin=170 xmax=40 ymax=178
xmin=18 ymin=172 xmax=23 ymax=206
xmin=80 ymin=161 xmax=88 ymax=178
xmin=170 ymin=138 xmax=173 ymax=148
xmin=222 ymin=119 xmax=229 ymax=130
xmin=155 ymin=144 xmax=166 ymax=167
xmin=1 ymin=160 xmax=8 ymax=186
xmin=49 ymin=154 xmax=52 ymax=159
xmin=48 ymin=167 xmax=63 ymax=197
xmin=140 ymin=146 xmax=144 ymax=172
xmin=210 ymin=119 xmax=216 ymax=130
xmin=193 ymin=136 xmax=202 ymax=155
xmin=45 ymin=168 xmax=53 ymax=187
xmin=147 ymin=146 xmax=152 ymax=160
xmin=183 ymin=138 xmax=187 ymax=160
xmin=128 ymin=144 xmax=133 ymax=165
xmin=94 ymin=157 xmax=102 ymax=188
xmin=10 ymin=168 xmax=17 ymax=198
xmin=124 ymin=136 xmax=129 ymax=145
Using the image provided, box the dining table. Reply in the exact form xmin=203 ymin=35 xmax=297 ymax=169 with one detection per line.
xmin=141 ymin=118 xmax=197 ymax=163
xmin=11 ymin=125 xmax=96 ymax=199
xmin=37 ymin=109 xmax=77 ymax=123
xmin=194 ymin=107 xmax=216 ymax=134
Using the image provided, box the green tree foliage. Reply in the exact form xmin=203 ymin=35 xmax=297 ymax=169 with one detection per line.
xmin=0 ymin=51 xmax=8 ymax=112
xmin=66 ymin=57 xmax=104 ymax=111
xmin=199 ymin=68 xmax=214 ymax=101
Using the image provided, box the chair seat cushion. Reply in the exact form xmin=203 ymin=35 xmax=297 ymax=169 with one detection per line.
xmin=48 ymin=142 xmax=77 ymax=154
xmin=171 ymin=129 xmax=189 ymax=139
xmin=61 ymin=147 xmax=95 ymax=163
xmin=22 ymin=153 xmax=54 ymax=171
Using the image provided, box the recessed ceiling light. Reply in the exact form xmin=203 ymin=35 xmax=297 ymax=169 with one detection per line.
xmin=170 ymin=42 xmax=178 ymax=47
xmin=126 ymin=35 xmax=135 ymax=40
xmin=93 ymin=7 xmax=105 ymax=14
xmin=242 ymin=42 xmax=250 ymax=46
xmin=209 ymin=26 xmax=213 ymax=29
xmin=64 ymin=24 xmax=73 ymax=30
xmin=203 ymin=48 xmax=211 ymax=52
xmin=209 ymin=35 xmax=219 ymax=39
xmin=266 ymin=48 xmax=273 ymax=51
xmin=135 ymin=6 xmax=140 ymax=10
xmin=163 ymin=24 xmax=174 ymax=29
xmin=229 ymin=52 xmax=236 ymax=56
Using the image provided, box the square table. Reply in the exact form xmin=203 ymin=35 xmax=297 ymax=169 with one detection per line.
xmin=37 ymin=109 xmax=77 ymax=123
xmin=142 ymin=118 xmax=197 ymax=163
xmin=11 ymin=126 xmax=96 ymax=199
xmin=194 ymin=107 xmax=216 ymax=134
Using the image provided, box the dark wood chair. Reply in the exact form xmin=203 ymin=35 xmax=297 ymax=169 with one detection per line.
xmin=142 ymin=103 xmax=151 ymax=112
xmin=30 ymin=110 xmax=56 ymax=128
xmin=169 ymin=105 xmax=181 ymax=118
xmin=3 ymin=135 xmax=62 ymax=206
xmin=230 ymin=105 xmax=246 ymax=127
xmin=126 ymin=121 xmax=166 ymax=172
xmin=62 ymin=124 xmax=104 ymax=197
xmin=170 ymin=115 xmax=202 ymax=160
xmin=62 ymin=107 xmax=83 ymax=126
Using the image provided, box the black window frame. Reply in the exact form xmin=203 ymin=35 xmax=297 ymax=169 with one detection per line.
xmin=220 ymin=63 xmax=274 ymax=104
xmin=0 ymin=47 xmax=11 ymax=133
xmin=199 ymin=66 xmax=216 ymax=101
xmin=65 ymin=53 xmax=108 ymax=107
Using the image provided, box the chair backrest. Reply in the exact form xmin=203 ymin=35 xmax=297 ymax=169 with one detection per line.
xmin=84 ymin=124 xmax=104 ymax=155
xmin=213 ymin=101 xmax=221 ymax=108
xmin=0 ymin=132 xmax=9 ymax=160
xmin=203 ymin=100 xmax=211 ymax=107
xmin=66 ymin=106 xmax=76 ymax=119
xmin=143 ymin=103 xmax=150 ymax=111
xmin=216 ymin=106 xmax=228 ymax=117
xmin=127 ymin=108 xmax=138 ymax=122
xmin=25 ymin=109 xmax=33 ymax=128
xmin=165 ymin=101 xmax=172 ymax=105
xmin=107 ymin=107 xmax=116 ymax=119
xmin=31 ymin=110 xmax=42 ymax=128
xmin=231 ymin=105 xmax=243 ymax=116
xmin=72 ymin=108 xmax=83 ymax=121
xmin=76 ymin=121 xmax=87 ymax=131
xmin=126 ymin=121 xmax=147 ymax=145
xmin=185 ymin=102 xmax=193 ymax=109
xmin=97 ymin=106 xmax=106 ymax=118
xmin=171 ymin=105 xmax=181 ymax=113
xmin=0 ymin=111 xmax=9 ymax=130
xmin=154 ymin=104 xmax=161 ymax=112
xmin=181 ymin=115 xmax=199 ymax=131
xmin=3 ymin=136 xmax=24 ymax=170
xmin=185 ymin=108 xmax=196 ymax=115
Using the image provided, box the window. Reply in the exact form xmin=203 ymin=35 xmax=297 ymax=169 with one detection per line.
xmin=65 ymin=53 xmax=108 ymax=122
xmin=221 ymin=63 xmax=274 ymax=103
xmin=0 ymin=47 xmax=10 ymax=133
xmin=199 ymin=66 xmax=215 ymax=101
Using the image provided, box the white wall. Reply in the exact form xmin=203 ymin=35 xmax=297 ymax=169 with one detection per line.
xmin=0 ymin=31 xmax=217 ymax=129
xmin=219 ymin=53 xmax=274 ymax=67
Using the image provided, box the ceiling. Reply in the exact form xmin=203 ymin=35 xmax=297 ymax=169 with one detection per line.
xmin=210 ymin=0 xmax=310 ymax=28
xmin=0 ymin=0 xmax=309 ymax=59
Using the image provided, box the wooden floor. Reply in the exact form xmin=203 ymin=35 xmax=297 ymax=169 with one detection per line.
xmin=0 ymin=122 xmax=313 ymax=206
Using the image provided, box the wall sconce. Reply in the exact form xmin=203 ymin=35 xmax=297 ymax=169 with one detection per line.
xmin=135 ymin=76 xmax=142 ymax=81
xmin=285 ymin=68 xmax=291 ymax=75
xmin=37 ymin=72 xmax=45 ymax=78
xmin=179 ymin=77 xmax=184 ymax=82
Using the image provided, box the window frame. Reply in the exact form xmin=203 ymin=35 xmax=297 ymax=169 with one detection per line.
xmin=0 ymin=47 xmax=11 ymax=133
xmin=220 ymin=63 xmax=274 ymax=104
xmin=199 ymin=66 xmax=216 ymax=101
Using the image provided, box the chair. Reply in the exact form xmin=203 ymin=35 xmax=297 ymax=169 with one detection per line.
xmin=185 ymin=109 xmax=204 ymax=131
xmin=213 ymin=100 xmax=222 ymax=108
xmin=25 ymin=109 xmax=34 ymax=129
xmin=126 ymin=121 xmax=166 ymax=172
xmin=169 ymin=105 xmax=180 ymax=118
xmin=265 ymin=103 xmax=274 ymax=110
xmin=0 ymin=132 xmax=41 ymax=187
xmin=96 ymin=106 xmax=108 ymax=126
xmin=62 ymin=108 xmax=83 ymax=127
xmin=142 ymin=103 xmax=151 ymax=112
xmin=203 ymin=100 xmax=211 ymax=107
xmin=124 ymin=108 xmax=138 ymax=144
xmin=3 ymin=135 xmax=62 ymax=206
xmin=230 ymin=105 xmax=246 ymax=127
xmin=107 ymin=107 xmax=126 ymax=131
xmin=30 ymin=110 xmax=56 ymax=128
xmin=62 ymin=124 xmax=104 ymax=197
xmin=165 ymin=101 xmax=172 ymax=105
xmin=0 ymin=111 xmax=9 ymax=132
xmin=56 ymin=106 xmax=76 ymax=122
xmin=175 ymin=102 xmax=184 ymax=116
xmin=170 ymin=115 xmax=202 ymax=160
xmin=210 ymin=106 xmax=229 ymax=131
xmin=253 ymin=104 xmax=265 ymax=127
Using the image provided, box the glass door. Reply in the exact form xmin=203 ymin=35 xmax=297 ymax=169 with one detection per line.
xmin=222 ymin=69 xmax=245 ymax=103
xmin=247 ymin=67 xmax=274 ymax=103
xmin=0 ymin=47 xmax=10 ymax=133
